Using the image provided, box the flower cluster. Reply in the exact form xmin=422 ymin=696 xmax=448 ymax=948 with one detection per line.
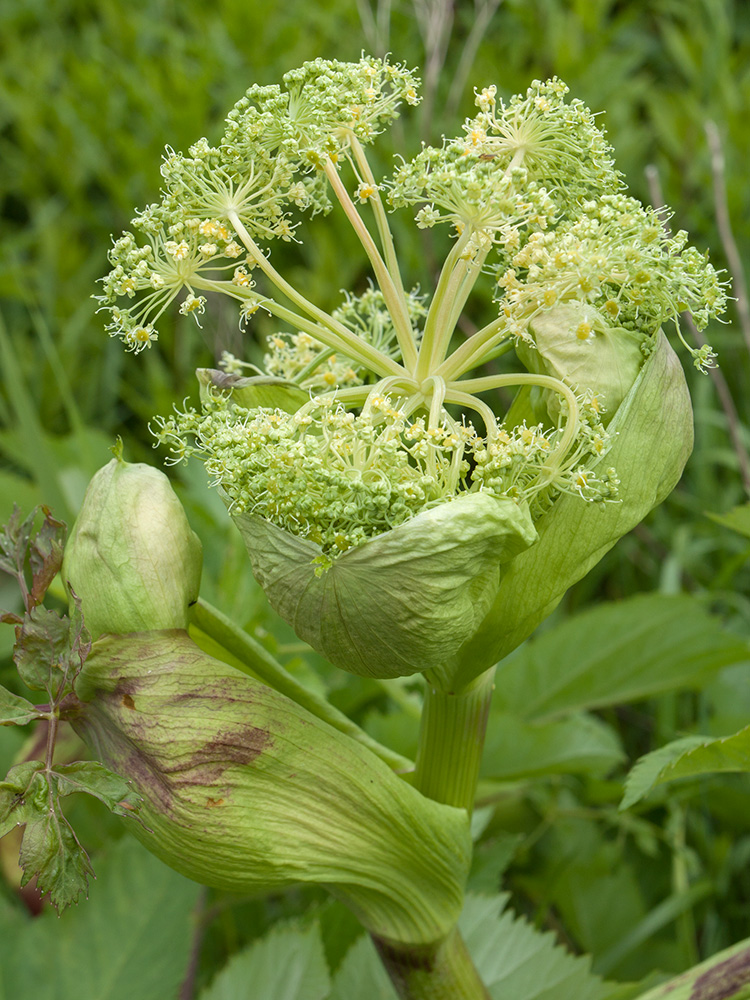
xmin=225 ymin=56 xmax=420 ymax=165
xmin=466 ymin=78 xmax=618 ymax=205
xmin=96 ymin=56 xmax=419 ymax=353
xmin=99 ymin=219 xmax=248 ymax=351
xmin=495 ymin=193 xmax=726 ymax=368
xmin=153 ymin=386 xmax=612 ymax=562
xmin=386 ymin=78 xmax=617 ymax=235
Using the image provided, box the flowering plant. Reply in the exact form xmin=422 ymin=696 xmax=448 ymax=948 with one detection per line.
xmin=1 ymin=56 xmax=728 ymax=1000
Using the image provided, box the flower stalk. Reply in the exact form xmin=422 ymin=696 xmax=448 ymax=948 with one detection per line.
xmin=413 ymin=667 xmax=496 ymax=814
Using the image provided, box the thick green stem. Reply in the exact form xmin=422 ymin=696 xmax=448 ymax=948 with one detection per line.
xmin=373 ymin=927 xmax=491 ymax=1000
xmin=413 ymin=667 xmax=496 ymax=814
xmin=371 ymin=670 xmax=496 ymax=998
xmin=189 ymin=598 xmax=412 ymax=773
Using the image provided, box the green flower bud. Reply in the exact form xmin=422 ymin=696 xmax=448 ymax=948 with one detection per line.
xmin=62 ymin=459 xmax=202 ymax=639
xmin=516 ymin=302 xmax=647 ymax=425
xmin=231 ymin=492 xmax=537 ymax=678
xmin=70 ymin=630 xmax=471 ymax=946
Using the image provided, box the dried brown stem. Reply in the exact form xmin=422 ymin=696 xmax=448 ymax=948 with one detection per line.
xmin=704 ymin=120 xmax=750 ymax=356
xmin=646 ymin=162 xmax=750 ymax=496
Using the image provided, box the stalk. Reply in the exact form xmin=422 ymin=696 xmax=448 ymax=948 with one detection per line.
xmin=371 ymin=667 xmax=496 ymax=1000
xmin=413 ymin=667 xmax=495 ymax=814
xmin=227 ymin=211 xmax=406 ymax=378
xmin=415 ymin=227 xmax=474 ymax=380
xmin=323 ymin=157 xmax=419 ymax=371
xmin=373 ymin=927 xmax=491 ymax=1000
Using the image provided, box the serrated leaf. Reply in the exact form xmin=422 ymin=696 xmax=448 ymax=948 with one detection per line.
xmin=329 ymin=933 xmax=398 ymax=1000
xmin=27 ymin=508 xmax=66 ymax=606
xmin=482 ymin=712 xmax=623 ymax=780
xmin=0 ymin=760 xmax=45 ymax=837
xmin=622 ymin=726 xmax=750 ymax=810
xmin=0 ymin=686 xmax=43 ymax=726
xmin=493 ymin=595 xmax=747 ymax=722
xmin=460 ymin=894 xmax=607 ymax=1000
xmin=200 ymin=923 xmax=330 ymax=1000
xmin=0 ymin=837 xmax=201 ymax=1000
xmin=51 ymin=760 xmax=141 ymax=817
xmin=1 ymin=760 xmax=98 ymax=909
xmin=13 ymin=604 xmax=90 ymax=695
xmin=329 ymin=895 xmax=609 ymax=1000
xmin=0 ymin=505 xmax=35 ymax=579
xmin=18 ymin=805 xmax=94 ymax=909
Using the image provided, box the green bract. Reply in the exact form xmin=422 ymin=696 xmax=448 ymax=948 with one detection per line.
xmin=62 ymin=458 xmax=202 ymax=639
xmin=446 ymin=331 xmax=693 ymax=688
xmin=517 ymin=302 xmax=646 ymax=424
xmin=70 ymin=629 xmax=471 ymax=946
xmin=232 ymin=492 xmax=536 ymax=678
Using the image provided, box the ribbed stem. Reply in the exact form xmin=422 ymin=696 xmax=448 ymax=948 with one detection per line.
xmin=373 ymin=927 xmax=491 ymax=1000
xmin=370 ymin=669 xmax=496 ymax=999
xmin=413 ymin=667 xmax=496 ymax=814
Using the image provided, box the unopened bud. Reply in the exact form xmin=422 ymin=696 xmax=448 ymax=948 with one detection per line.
xmin=62 ymin=459 xmax=202 ymax=638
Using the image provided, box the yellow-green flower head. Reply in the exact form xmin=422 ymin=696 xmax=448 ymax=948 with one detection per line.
xmin=466 ymin=78 xmax=619 ymax=199
xmin=153 ymin=387 xmax=615 ymax=677
xmin=155 ymin=391 xmax=610 ymax=561
xmin=388 ymin=146 xmax=556 ymax=236
xmin=496 ymin=194 xmax=726 ymax=371
xmin=224 ymin=56 xmax=420 ymax=165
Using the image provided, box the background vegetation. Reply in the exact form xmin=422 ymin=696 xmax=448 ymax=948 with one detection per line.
xmin=1 ymin=0 xmax=750 ymax=996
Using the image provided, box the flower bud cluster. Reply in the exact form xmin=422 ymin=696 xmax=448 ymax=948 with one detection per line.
xmin=495 ymin=193 xmax=726 ymax=369
xmin=96 ymin=56 xmax=419 ymax=352
xmin=154 ymin=388 xmax=612 ymax=561
xmin=226 ymin=56 xmax=420 ymax=164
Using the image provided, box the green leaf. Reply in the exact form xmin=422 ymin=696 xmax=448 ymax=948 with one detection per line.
xmin=482 ymin=712 xmax=624 ymax=780
xmin=492 ymin=594 xmax=746 ymax=722
xmin=0 ymin=686 xmax=43 ymax=726
xmin=18 ymin=805 xmax=94 ymax=909
xmin=329 ymin=933 xmax=398 ymax=1000
xmin=234 ymin=492 xmax=536 ymax=679
xmin=0 ymin=760 xmax=45 ymax=837
xmin=707 ymin=502 xmax=750 ymax=539
xmin=51 ymin=761 xmax=141 ymax=817
xmin=27 ymin=507 xmax=66 ymax=606
xmin=460 ymin=894 xmax=607 ymax=1000
xmin=13 ymin=603 xmax=90 ymax=695
xmin=200 ymin=923 xmax=330 ymax=1000
xmin=622 ymin=726 xmax=750 ymax=810
xmin=197 ymin=368 xmax=310 ymax=413
xmin=0 ymin=505 xmax=66 ymax=607
xmin=0 ymin=505 xmax=36 ymax=580
xmin=0 ymin=837 xmax=201 ymax=1000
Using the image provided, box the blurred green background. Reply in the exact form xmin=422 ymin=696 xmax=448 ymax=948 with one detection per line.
xmin=2 ymin=0 xmax=750 ymax=992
